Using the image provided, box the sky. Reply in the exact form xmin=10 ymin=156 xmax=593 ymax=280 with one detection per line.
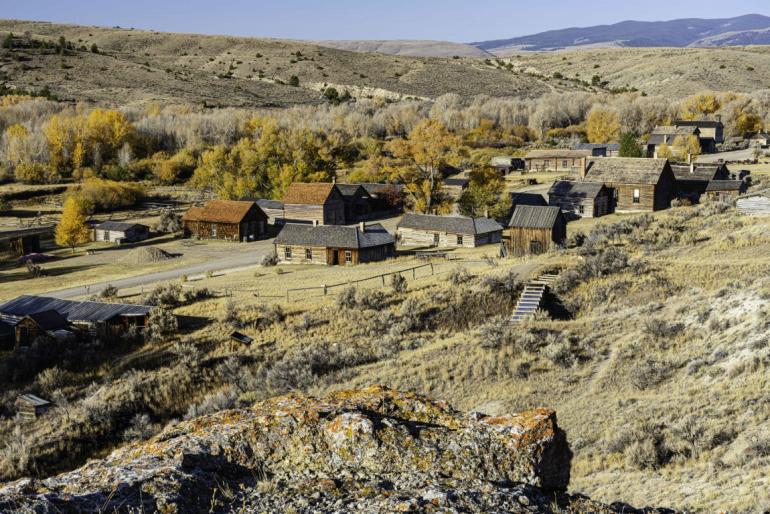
xmin=4 ymin=0 xmax=770 ymax=42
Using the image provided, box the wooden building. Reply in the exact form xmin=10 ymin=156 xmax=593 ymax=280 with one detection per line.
xmin=674 ymin=118 xmax=724 ymax=151
xmin=360 ymin=183 xmax=405 ymax=214
xmin=490 ymin=156 xmax=525 ymax=175
xmin=283 ymin=183 xmax=346 ymax=225
xmin=274 ymin=222 xmax=395 ymax=265
xmin=582 ymin=157 xmax=676 ymax=212
xmin=671 ymin=163 xmax=731 ymax=200
xmin=505 ymin=205 xmax=566 ymax=257
xmin=182 ymin=200 xmax=267 ymax=241
xmin=0 ymin=295 xmax=154 ymax=337
xmin=16 ymin=394 xmax=52 ymax=419
xmin=705 ymin=180 xmax=746 ymax=201
xmin=572 ymin=143 xmax=620 ymax=157
xmin=255 ymin=199 xmax=285 ymax=225
xmin=397 ymin=213 xmax=503 ymax=249
xmin=645 ymin=125 xmax=700 ymax=158
xmin=548 ymin=181 xmax=609 ymax=218
xmin=93 ymin=221 xmax=150 ymax=244
xmin=749 ymin=132 xmax=770 ymax=148
xmin=336 ymin=184 xmax=373 ymax=223
xmin=736 ymin=190 xmax=770 ymax=215
xmin=0 ymin=225 xmax=55 ymax=259
xmin=524 ymin=149 xmax=592 ymax=172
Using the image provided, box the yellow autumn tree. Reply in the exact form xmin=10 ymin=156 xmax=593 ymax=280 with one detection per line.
xmin=85 ymin=108 xmax=134 ymax=167
xmin=586 ymin=107 xmax=620 ymax=144
xmin=679 ymin=93 xmax=721 ymax=120
xmin=3 ymin=124 xmax=29 ymax=166
xmin=672 ymin=135 xmax=701 ymax=161
xmin=43 ymin=113 xmax=86 ymax=174
xmin=385 ymin=119 xmax=465 ymax=214
xmin=657 ymin=143 xmax=673 ymax=159
xmin=56 ymin=196 xmax=91 ymax=252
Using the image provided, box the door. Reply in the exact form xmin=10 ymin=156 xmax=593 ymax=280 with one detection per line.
xmin=433 ymin=233 xmax=440 ymax=247
xmin=331 ymin=249 xmax=339 ymax=265
xmin=529 ymin=240 xmax=543 ymax=254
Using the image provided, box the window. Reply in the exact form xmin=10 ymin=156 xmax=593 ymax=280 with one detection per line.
xmin=562 ymin=160 xmax=569 ymax=168
xmin=578 ymin=205 xmax=584 ymax=214
xmin=457 ymin=235 xmax=463 ymax=246
xmin=305 ymin=248 xmax=312 ymax=260
xmin=284 ymin=247 xmax=292 ymax=259
xmin=544 ymin=160 xmax=551 ymax=169
xmin=433 ymin=233 xmax=440 ymax=246
xmin=633 ymin=189 xmax=641 ymax=204
xmin=344 ymin=251 xmax=352 ymax=263
xmin=211 ymin=225 xmax=217 ymax=237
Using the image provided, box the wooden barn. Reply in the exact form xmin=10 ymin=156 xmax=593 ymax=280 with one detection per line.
xmin=0 ymin=225 xmax=55 ymax=259
xmin=583 ymin=157 xmax=676 ymax=212
xmin=671 ymin=163 xmax=730 ymax=200
xmin=674 ymin=118 xmax=724 ymax=151
xmin=93 ymin=221 xmax=150 ymax=244
xmin=397 ymin=214 xmax=503 ymax=249
xmin=736 ymin=190 xmax=770 ymax=215
xmin=336 ymin=184 xmax=373 ymax=223
xmin=283 ymin=183 xmax=346 ymax=225
xmin=524 ymin=149 xmax=592 ymax=172
xmin=274 ymin=222 xmax=395 ymax=266
xmin=505 ymin=205 xmax=567 ymax=257
xmin=0 ymin=295 xmax=154 ymax=338
xmin=705 ymin=180 xmax=746 ymax=201
xmin=16 ymin=394 xmax=52 ymax=419
xmin=548 ymin=181 xmax=609 ymax=218
xmin=182 ymin=200 xmax=267 ymax=241
xmin=255 ymin=199 xmax=285 ymax=225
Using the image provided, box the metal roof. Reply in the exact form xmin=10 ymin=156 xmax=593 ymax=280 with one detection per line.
xmin=335 ymin=184 xmax=371 ymax=199
xmin=182 ymin=200 xmax=264 ymax=224
xmin=671 ymin=163 xmax=729 ymax=182
xmin=0 ymin=296 xmax=152 ymax=323
xmin=274 ymin=223 xmax=394 ymax=249
xmin=17 ymin=394 xmax=51 ymax=407
xmin=398 ymin=214 xmax=503 ymax=235
xmin=27 ymin=310 xmax=70 ymax=331
xmin=508 ymin=205 xmax=563 ymax=229
xmin=572 ymin=143 xmax=620 ymax=151
xmin=94 ymin=221 xmax=148 ymax=232
xmin=548 ymin=180 xmax=606 ymax=198
xmin=0 ymin=225 xmax=55 ymax=242
xmin=674 ymin=119 xmax=724 ymax=128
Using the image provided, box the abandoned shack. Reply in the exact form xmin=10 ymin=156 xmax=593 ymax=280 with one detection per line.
xmin=16 ymin=394 xmax=52 ymax=419
xmin=182 ymin=200 xmax=267 ymax=241
xmin=548 ymin=181 xmax=609 ymax=218
xmin=523 ymin=149 xmax=592 ymax=172
xmin=0 ymin=295 xmax=154 ymax=337
xmin=93 ymin=221 xmax=150 ymax=244
xmin=671 ymin=163 xmax=730 ymax=200
xmin=490 ymin=156 xmax=525 ymax=175
xmin=0 ymin=225 xmax=55 ymax=258
xmin=274 ymin=222 xmax=395 ymax=265
xmin=397 ymin=213 xmax=503 ymax=248
xmin=505 ymin=205 xmax=566 ymax=257
xmin=283 ymin=183 xmax=346 ymax=225
xmin=705 ymin=180 xmax=746 ymax=201
xmin=646 ymin=125 xmax=700 ymax=157
xmin=736 ymin=190 xmax=770 ymax=215
xmin=336 ymin=184 xmax=373 ymax=223
xmin=582 ymin=157 xmax=676 ymax=212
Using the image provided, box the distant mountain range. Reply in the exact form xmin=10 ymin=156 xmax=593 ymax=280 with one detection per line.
xmin=317 ymin=15 xmax=770 ymax=57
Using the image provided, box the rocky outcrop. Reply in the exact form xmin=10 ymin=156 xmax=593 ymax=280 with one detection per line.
xmin=0 ymin=386 xmax=666 ymax=513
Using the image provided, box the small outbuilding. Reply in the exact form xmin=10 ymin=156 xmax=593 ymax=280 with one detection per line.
xmin=736 ymin=190 xmax=770 ymax=215
xmin=93 ymin=221 xmax=150 ymax=244
xmin=572 ymin=143 xmax=620 ymax=157
xmin=183 ymin=200 xmax=267 ymax=241
xmin=336 ymin=184 xmax=373 ymax=223
xmin=705 ymin=180 xmax=746 ymax=201
xmin=548 ymin=181 xmax=609 ymax=218
xmin=749 ymin=132 xmax=770 ymax=148
xmin=275 ymin=222 xmax=395 ymax=265
xmin=490 ymin=156 xmax=525 ymax=175
xmin=671 ymin=163 xmax=730 ymax=200
xmin=505 ymin=205 xmax=567 ymax=257
xmin=16 ymin=394 xmax=52 ymax=419
xmin=0 ymin=225 xmax=55 ymax=258
xmin=283 ymin=183 xmax=347 ymax=225
xmin=397 ymin=214 xmax=503 ymax=248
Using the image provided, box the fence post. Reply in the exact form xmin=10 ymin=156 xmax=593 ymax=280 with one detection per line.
xmin=323 ymin=284 xmax=327 ymax=295
xmin=412 ymin=267 xmax=416 ymax=280
xmin=430 ymin=263 xmax=434 ymax=275
xmin=381 ymin=275 xmax=386 ymax=286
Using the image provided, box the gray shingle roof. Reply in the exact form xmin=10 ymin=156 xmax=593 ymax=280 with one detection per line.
xmin=94 ymin=221 xmax=148 ymax=232
xmin=548 ymin=180 xmax=605 ymax=198
xmin=525 ymin=149 xmax=592 ymax=160
xmin=572 ymin=143 xmax=620 ymax=151
xmin=671 ymin=164 xmax=728 ymax=182
xmin=397 ymin=214 xmax=503 ymax=235
xmin=0 ymin=225 xmax=55 ymax=242
xmin=335 ymin=184 xmax=370 ymax=199
xmin=508 ymin=205 xmax=562 ymax=229
xmin=675 ymin=119 xmax=723 ymax=128
xmin=509 ymin=192 xmax=547 ymax=207
xmin=584 ymin=157 xmax=669 ymax=185
xmin=706 ymin=180 xmax=744 ymax=192
xmin=274 ymin=223 xmax=394 ymax=249
xmin=255 ymin=199 xmax=284 ymax=210
xmin=0 ymin=296 xmax=152 ymax=323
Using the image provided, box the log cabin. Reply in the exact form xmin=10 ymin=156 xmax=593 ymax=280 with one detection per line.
xmin=0 ymin=310 xmax=70 ymax=349
xmin=572 ymin=143 xmax=620 ymax=157
xmin=705 ymin=180 xmax=746 ymax=201
xmin=505 ymin=205 xmax=567 ymax=257
xmin=397 ymin=213 xmax=503 ymax=249
xmin=670 ymin=163 xmax=730 ymax=201
xmin=674 ymin=118 xmax=724 ymax=151
xmin=183 ymin=200 xmax=267 ymax=241
xmin=736 ymin=190 xmax=770 ymax=215
xmin=524 ymin=149 xmax=592 ymax=172
xmin=582 ymin=157 xmax=676 ymax=213
xmin=283 ymin=183 xmax=346 ymax=225
xmin=548 ymin=181 xmax=609 ymax=219
xmin=274 ymin=222 xmax=395 ymax=265
xmin=490 ymin=156 xmax=525 ymax=175
xmin=645 ymin=126 xmax=700 ymax=158
xmin=93 ymin=221 xmax=150 ymax=244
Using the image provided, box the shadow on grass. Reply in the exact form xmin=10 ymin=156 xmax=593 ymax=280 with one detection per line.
xmin=0 ymin=264 xmax=97 ymax=284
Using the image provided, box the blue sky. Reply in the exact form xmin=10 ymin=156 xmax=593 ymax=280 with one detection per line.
xmin=4 ymin=0 xmax=770 ymax=42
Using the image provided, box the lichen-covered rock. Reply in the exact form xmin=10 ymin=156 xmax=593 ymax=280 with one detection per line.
xmin=0 ymin=386 xmax=670 ymax=513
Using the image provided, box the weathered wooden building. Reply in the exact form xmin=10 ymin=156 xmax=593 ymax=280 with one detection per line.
xmin=583 ymin=157 xmax=676 ymax=212
xmin=749 ymin=132 xmax=770 ymax=148
xmin=93 ymin=221 xmax=150 ymax=244
xmin=336 ymin=184 xmax=373 ymax=223
xmin=274 ymin=222 xmax=395 ymax=265
xmin=645 ymin=125 xmax=700 ymax=157
xmin=505 ymin=205 xmax=567 ymax=257
xmin=705 ymin=180 xmax=746 ymax=201
xmin=183 ymin=200 xmax=267 ymax=241
xmin=548 ymin=181 xmax=609 ymax=218
xmin=255 ymin=199 xmax=285 ymax=225
xmin=671 ymin=163 xmax=730 ymax=200
xmin=736 ymin=190 xmax=770 ymax=215
xmin=572 ymin=143 xmax=620 ymax=157
xmin=524 ymin=149 xmax=592 ymax=172
xmin=360 ymin=183 xmax=405 ymax=214
xmin=674 ymin=118 xmax=724 ymax=151
xmin=16 ymin=394 xmax=52 ymax=419
xmin=0 ymin=225 xmax=55 ymax=259
xmin=0 ymin=295 xmax=154 ymax=337
xmin=397 ymin=214 xmax=503 ymax=248
xmin=490 ymin=156 xmax=525 ymax=175
xmin=283 ymin=183 xmax=346 ymax=225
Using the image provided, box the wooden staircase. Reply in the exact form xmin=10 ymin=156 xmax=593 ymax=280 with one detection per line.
xmin=511 ymin=273 xmax=559 ymax=323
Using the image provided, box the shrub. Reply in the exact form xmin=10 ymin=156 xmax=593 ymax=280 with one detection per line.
xmin=72 ymin=178 xmax=145 ymax=213
xmin=15 ymin=162 xmax=59 ymax=184
xmin=643 ymin=319 xmax=684 ymax=340
xmin=261 ymin=251 xmax=278 ymax=267
xmin=122 ymin=413 xmax=158 ymax=441
xmin=629 ymin=358 xmax=672 ymax=390
xmin=155 ymin=209 xmax=182 ymax=233
xmin=478 ymin=317 xmax=515 ymax=349
xmin=542 ymin=335 xmax=574 ymax=368
xmin=482 ymin=270 xmax=520 ymax=298
xmin=390 ymin=273 xmax=407 ymax=294
xmin=449 ymin=267 xmax=472 ymax=286
xmin=146 ymin=307 xmax=178 ymax=343
xmin=144 ymin=283 xmax=183 ymax=307
xmin=99 ymin=284 xmax=119 ymax=299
